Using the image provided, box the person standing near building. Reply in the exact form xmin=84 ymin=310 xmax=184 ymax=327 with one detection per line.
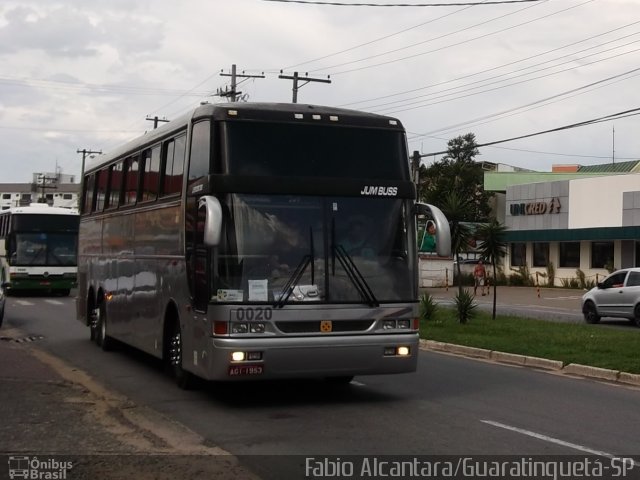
xmin=473 ymin=260 xmax=487 ymax=296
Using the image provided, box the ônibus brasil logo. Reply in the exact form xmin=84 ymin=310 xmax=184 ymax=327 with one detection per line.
xmin=8 ymin=456 xmax=73 ymax=479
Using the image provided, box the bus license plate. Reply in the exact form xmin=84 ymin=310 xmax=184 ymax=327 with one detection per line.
xmin=228 ymin=365 xmax=264 ymax=376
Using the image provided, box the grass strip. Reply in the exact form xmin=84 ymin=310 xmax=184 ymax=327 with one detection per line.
xmin=421 ymin=309 xmax=640 ymax=374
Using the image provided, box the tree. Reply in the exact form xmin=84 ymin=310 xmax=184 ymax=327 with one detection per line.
xmin=476 ymin=220 xmax=507 ymax=319
xmin=441 ymin=191 xmax=473 ymax=297
xmin=419 ymin=133 xmax=492 ymax=222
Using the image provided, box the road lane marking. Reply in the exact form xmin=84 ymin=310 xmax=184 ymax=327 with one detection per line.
xmin=45 ymin=299 xmax=64 ymax=306
xmin=15 ymin=300 xmax=35 ymax=306
xmin=481 ymin=420 xmax=615 ymax=458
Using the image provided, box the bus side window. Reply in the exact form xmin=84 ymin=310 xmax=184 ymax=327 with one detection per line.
xmin=141 ymin=144 xmax=161 ymax=202
xmin=82 ymin=174 xmax=96 ymax=214
xmin=94 ymin=169 xmax=109 ymax=212
xmin=188 ymin=121 xmax=211 ymax=186
xmin=123 ymin=156 xmax=140 ymax=206
xmin=161 ymin=134 xmax=185 ymax=197
xmin=107 ymin=162 xmax=123 ymax=209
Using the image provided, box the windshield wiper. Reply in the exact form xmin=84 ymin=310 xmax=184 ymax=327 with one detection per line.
xmin=274 ymin=255 xmax=311 ymax=308
xmin=332 ymin=244 xmax=379 ymax=308
xmin=274 ymin=227 xmax=316 ymax=308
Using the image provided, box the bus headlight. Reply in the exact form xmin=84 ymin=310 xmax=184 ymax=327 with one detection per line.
xmin=250 ymin=323 xmax=265 ymax=333
xmin=397 ymin=320 xmax=410 ymax=329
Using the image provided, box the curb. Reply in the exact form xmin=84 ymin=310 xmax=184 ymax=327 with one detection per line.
xmin=419 ymin=340 xmax=640 ymax=387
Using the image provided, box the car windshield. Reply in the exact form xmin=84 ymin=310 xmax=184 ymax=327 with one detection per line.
xmin=213 ymin=194 xmax=415 ymax=304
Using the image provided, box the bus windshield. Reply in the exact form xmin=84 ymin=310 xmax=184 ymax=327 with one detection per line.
xmin=12 ymin=232 xmax=78 ymax=266
xmin=214 ymin=194 xmax=414 ymax=304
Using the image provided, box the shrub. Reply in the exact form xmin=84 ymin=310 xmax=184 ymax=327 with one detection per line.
xmin=454 ymin=289 xmax=478 ymax=324
xmin=419 ymin=293 xmax=438 ymax=323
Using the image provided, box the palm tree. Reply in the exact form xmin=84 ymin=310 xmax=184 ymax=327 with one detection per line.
xmin=476 ymin=220 xmax=507 ymax=319
xmin=441 ymin=191 xmax=473 ymax=296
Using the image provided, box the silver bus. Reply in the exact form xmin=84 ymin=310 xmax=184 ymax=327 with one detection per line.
xmin=76 ymin=103 xmax=450 ymax=388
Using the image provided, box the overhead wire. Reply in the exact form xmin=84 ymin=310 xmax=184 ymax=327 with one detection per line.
xmin=340 ymin=20 xmax=640 ymax=108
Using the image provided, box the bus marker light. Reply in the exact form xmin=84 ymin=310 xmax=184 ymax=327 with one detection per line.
xmin=232 ymin=351 xmax=245 ymax=362
xmin=329 ymin=115 xmax=339 ymax=122
xmin=105 ymin=292 xmax=113 ymax=301
xmin=228 ymin=110 xmax=238 ymax=116
xmin=247 ymin=351 xmax=262 ymax=361
xmin=413 ymin=318 xmax=420 ymax=330
xmin=397 ymin=346 xmax=410 ymax=356
xmin=382 ymin=320 xmax=396 ymax=330
xmin=384 ymin=347 xmax=396 ymax=356
xmin=249 ymin=323 xmax=265 ymax=333
xmin=213 ymin=321 xmax=228 ymax=335
xmin=389 ymin=120 xmax=398 ymax=125
xmin=312 ymin=114 xmax=321 ymax=120
xmin=294 ymin=113 xmax=304 ymax=119
xmin=232 ymin=323 xmax=249 ymax=334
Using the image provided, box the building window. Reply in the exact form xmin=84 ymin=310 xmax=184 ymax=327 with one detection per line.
xmin=63 ymin=194 xmax=73 ymax=200
xmin=510 ymin=243 xmax=526 ymax=267
xmin=2 ymin=194 xmax=10 ymax=199
xmin=559 ymin=242 xmax=580 ymax=268
xmin=533 ymin=242 xmax=549 ymax=267
xmin=591 ymin=241 xmax=614 ymax=269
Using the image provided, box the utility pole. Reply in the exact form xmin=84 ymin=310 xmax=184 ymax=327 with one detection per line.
xmin=35 ymin=173 xmax=59 ymax=204
xmin=217 ymin=64 xmax=265 ymax=102
xmin=146 ymin=116 xmax=170 ymax=129
xmin=612 ymin=125 xmax=615 ymax=164
xmin=278 ymin=71 xmax=331 ymax=103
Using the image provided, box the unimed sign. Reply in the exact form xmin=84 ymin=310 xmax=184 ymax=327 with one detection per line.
xmin=510 ymin=197 xmax=561 ymax=216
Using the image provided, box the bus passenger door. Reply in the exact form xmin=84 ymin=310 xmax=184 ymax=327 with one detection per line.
xmin=189 ymin=199 xmax=210 ymax=313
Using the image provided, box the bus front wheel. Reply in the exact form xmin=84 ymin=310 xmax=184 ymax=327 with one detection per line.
xmin=168 ymin=322 xmax=195 ymax=390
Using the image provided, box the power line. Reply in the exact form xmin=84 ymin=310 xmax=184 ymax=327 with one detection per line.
xmin=376 ymin=48 xmax=640 ymax=117
xmin=419 ymin=107 xmax=640 ymax=157
xmin=320 ymin=0 xmax=593 ymax=76
xmin=262 ymin=0 xmax=541 ymax=6
xmin=341 ymin=22 xmax=640 ymax=109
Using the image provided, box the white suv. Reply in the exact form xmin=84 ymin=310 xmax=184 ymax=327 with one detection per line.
xmin=582 ymin=268 xmax=640 ymax=327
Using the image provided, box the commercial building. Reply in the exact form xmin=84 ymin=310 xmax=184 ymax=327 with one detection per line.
xmin=485 ymin=160 xmax=640 ymax=286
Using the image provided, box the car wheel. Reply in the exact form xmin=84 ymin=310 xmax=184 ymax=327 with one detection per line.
xmin=583 ymin=301 xmax=600 ymax=324
xmin=633 ymin=305 xmax=640 ymax=328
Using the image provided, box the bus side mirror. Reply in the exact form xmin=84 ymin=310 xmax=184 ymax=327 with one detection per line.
xmin=198 ymin=196 xmax=223 ymax=247
xmin=415 ymin=202 xmax=452 ymax=258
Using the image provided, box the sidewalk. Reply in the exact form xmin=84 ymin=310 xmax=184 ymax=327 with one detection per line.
xmin=0 ymin=327 xmax=258 ymax=480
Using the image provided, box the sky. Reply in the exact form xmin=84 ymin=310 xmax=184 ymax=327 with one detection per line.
xmin=1 ymin=0 xmax=639 ymax=184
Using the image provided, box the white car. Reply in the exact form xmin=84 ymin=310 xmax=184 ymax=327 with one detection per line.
xmin=581 ymin=268 xmax=640 ymax=327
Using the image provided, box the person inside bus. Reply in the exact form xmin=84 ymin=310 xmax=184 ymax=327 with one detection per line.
xmin=419 ymin=220 xmax=436 ymax=253
xmin=341 ymin=217 xmax=375 ymax=258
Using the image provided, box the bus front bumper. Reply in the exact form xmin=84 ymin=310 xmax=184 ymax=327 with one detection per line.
xmin=201 ymin=333 xmax=419 ymax=381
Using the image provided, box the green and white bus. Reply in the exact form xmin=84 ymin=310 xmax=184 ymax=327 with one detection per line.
xmin=77 ymin=102 xmax=450 ymax=387
xmin=0 ymin=204 xmax=79 ymax=296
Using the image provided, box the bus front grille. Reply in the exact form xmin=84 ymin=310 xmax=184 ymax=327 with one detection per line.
xmin=275 ymin=320 xmax=374 ymax=334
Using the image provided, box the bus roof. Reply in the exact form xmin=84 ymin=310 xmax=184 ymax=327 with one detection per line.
xmin=85 ymin=102 xmax=405 ymax=173
xmin=3 ymin=204 xmax=79 ymax=216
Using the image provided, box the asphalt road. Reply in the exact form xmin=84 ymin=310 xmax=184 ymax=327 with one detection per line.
xmin=3 ymin=291 xmax=640 ymax=479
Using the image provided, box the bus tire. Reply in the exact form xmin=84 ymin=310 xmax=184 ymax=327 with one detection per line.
xmin=96 ymin=302 xmax=113 ymax=351
xmin=168 ymin=322 xmax=195 ymax=390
